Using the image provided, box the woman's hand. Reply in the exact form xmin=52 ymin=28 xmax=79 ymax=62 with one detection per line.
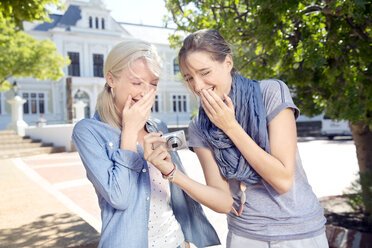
xmin=143 ymin=132 xmax=174 ymax=175
xmin=200 ymin=89 xmax=237 ymax=132
xmin=122 ymin=89 xmax=156 ymax=133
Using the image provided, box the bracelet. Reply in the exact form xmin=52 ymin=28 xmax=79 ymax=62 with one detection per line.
xmin=162 ymin=163 xmax=177 ymax=182
xmin=162 ymin=163 xmax=175 ymax=177
xmin=168 ymin=167 xmax=177 ymax=182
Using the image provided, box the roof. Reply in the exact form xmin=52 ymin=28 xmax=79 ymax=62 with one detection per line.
xmin=34 ymin=5 xmax=82 ymax=31
xmin=120 ymin=23 xmax=179 ymax=45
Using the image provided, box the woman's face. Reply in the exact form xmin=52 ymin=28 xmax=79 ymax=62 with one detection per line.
xmin=107 ymin=58 xmax=159 ymax=113
xmin=182 ymin=51 xmax=233 ymax=98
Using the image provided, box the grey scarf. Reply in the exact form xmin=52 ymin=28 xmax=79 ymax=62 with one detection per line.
xmin=197 ymin=74 xmax=270 ymax=186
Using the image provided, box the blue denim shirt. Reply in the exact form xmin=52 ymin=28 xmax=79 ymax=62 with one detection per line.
xmin=72 ymin=112 xmax=220 ymax=248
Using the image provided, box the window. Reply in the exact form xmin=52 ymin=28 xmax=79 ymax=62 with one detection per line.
xmin=173 ymin=58 xmax=180 ymax=75
xmin=101 ymin=18 xmax=105 ymax=29
xmin=172 ymin=95 xmax=188 ymax=112
xmin=95 ymin=17 xmax=99 ymax=29
xmin=39 ymin=93 xmax=45 ymax=114
xmin=68 ymin=52 xmax=80 ymax=76
xmin=89 ymin=16 xmax=92 ymax=28
xmin=151 ymin=95 xmax=159 ymax=112
xmin=93 ymin=54 xmax=104 ymax=77
xmin=23 ymin=92 xmax=45 ymax=115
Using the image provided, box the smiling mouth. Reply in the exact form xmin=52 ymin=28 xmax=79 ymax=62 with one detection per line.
xmin=199 ymin=87 xmax=215 ymax=93
xmin=205 ymin=87 xmax=215 ymax=92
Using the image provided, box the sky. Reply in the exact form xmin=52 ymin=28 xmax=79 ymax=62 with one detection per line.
xmin=102 ymin=0 xmax=171 ymax=27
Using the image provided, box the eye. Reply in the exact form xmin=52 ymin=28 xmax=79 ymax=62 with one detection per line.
xmin=185 ymin=77 xmax=193 ymax=83
xmin=150 ymin=82 xmax=158 ymax=87
xmin=201 ymin=71 xmax=210 ymax=76
xmin=132 ymin=82 xmax=142 ymax=86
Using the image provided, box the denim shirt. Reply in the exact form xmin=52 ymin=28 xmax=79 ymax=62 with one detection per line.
xmin=72 ymin=112 xmax=220 ymax=248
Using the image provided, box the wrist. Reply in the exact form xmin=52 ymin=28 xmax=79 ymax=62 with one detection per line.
xmin=123 ymin=123 xmax=140 ymax=134
xmin=162 ymin=163 xmax=177 ymax=182
xmin=223 ymin=120 xmax=240 ymax=135
xmin=120 ymin=129 xmax=138 ymax=151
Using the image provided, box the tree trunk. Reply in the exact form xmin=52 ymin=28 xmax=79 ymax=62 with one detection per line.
xmin=66 ymin=77 xmax=73 ymax=123
xmin=350 ymin=121 xmax=372 ymax=173
xmin=350 ymin=121 xmax=372 ymax=216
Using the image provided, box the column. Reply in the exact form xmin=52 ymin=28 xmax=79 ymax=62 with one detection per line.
xmin=7 ymin=96 xmax=29 ymax=136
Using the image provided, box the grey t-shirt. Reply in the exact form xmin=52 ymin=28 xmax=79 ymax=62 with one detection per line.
xmin=188 ymin=79 xmax=326 ymax=241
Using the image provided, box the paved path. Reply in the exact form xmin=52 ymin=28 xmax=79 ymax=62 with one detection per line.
xmin=0 ymin=158 xmax=99 ymax=248
xmin=0 ymin=137 xmax=359 ymax=248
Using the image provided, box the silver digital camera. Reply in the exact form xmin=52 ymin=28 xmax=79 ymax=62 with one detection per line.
xmin=154 ymin=130 xmax=187 ymax=152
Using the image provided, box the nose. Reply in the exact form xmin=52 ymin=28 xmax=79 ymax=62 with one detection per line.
xmin=193 ymin=77 xmax=205 ymax=95
xmin=140 ymin=83 xmax=151 ymax=96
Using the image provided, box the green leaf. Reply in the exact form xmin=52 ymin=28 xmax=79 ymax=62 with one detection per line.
xmin=0 ymin=21 xmax=69 ymax=91
xmin=165 ymin=0 xmax=372 ymax=126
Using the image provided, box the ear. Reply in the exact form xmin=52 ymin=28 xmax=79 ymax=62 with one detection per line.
xmin=106 ymin=71 xmax=116 ymax=88
xmin=224 ymin=54 xmax=234 ymax=72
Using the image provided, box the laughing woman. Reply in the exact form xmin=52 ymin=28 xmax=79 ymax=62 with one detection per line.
xmin=144 ymin=29 xmax=328 ymax=248
xmin=72 ymin=39 xmax=220 ymax=248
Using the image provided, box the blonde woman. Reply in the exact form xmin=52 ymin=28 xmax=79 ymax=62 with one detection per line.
xmin=72 ymin=39 xmax=220 ymax=248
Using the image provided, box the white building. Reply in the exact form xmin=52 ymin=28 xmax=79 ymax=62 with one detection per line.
xmin=0 ymin=0 xmax=198 ymax=130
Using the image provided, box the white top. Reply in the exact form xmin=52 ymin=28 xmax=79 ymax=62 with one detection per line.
xmin=147 ymin=162 xmax=184 ymax=248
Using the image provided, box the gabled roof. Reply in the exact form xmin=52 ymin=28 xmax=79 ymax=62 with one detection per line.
xmin=34 ymin=5 xmax=82 ymax=31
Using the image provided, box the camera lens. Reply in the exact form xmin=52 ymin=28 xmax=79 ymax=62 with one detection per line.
xmin=167 ymin=137 xmax=182 ymax=151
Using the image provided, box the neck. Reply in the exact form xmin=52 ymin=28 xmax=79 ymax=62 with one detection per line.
xmin=224 ymin=74 xmax=233 ymax=95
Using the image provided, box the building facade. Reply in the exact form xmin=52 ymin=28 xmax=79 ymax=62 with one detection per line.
xmin=0 ymin=0 xmax=198 ymax=130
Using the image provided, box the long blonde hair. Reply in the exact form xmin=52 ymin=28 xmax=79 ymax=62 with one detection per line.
xmin=96 ymin=39 xmax=162 ymax=129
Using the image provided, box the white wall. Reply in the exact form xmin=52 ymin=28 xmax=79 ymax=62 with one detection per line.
xmin=25 ymin=124 xmax=75 ymax=151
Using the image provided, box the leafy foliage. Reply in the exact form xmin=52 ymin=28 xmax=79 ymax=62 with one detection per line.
xmin=0 ymin=0 xmax=69 ymax=91
xmin=165 ymin=0 xmax=372 ymax=126
xmin=0 ymin=0 xmax=63 ymax=30
xmin=0 ymin=21 xmax=69 ymax=91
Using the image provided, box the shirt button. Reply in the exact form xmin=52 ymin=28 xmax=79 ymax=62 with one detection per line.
xmin=142 ymin=169 xmax=147 ymax=173
xmin=146 ymin=196 xmax=150 ymax=201
xmin=108 ymin=142 xmax=113 ymax=147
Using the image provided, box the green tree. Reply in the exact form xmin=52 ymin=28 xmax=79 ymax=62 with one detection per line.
xmin=0 ymin=0 xmax=69 ymax=91
xmin=166 ymin=0 xmax=372 ymax=215
xmin=0 ymin=0 xmax=63 ymax=30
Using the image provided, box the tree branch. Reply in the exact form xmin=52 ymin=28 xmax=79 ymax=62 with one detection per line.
xmin=346 ymin=17 xmax=371 ymax=42
xmin=231 ymin=1 xmax=240 ymax=18
xmin=303 ymin=5 xmax=323 ymax=14
xmin=238 ymin=53 xmax=265 ymax=71
xmin=219 ymin=2 xmax=228 ymax=21
xmin=211 ymin=6 xmax=219 ymax=23
xmin=170 ymin=1 xmax=193 ymax=28
xmin=233 ymin=11 xmax=249 ymax=21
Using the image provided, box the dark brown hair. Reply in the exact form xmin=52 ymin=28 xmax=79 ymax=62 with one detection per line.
xmin=178 ymin=29 xmax=236 ymax=79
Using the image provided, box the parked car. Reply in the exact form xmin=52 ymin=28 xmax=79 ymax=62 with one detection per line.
xmin=296 ymin=113 xmax=352 ymax=139
xmin=320 ymin=116 xmax=352 ymax=140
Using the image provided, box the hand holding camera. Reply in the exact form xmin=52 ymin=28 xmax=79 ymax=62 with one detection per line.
xmin=143 ymin=130 xmax=187 ymax=178
xmin=152 ymin=130 xmax=187 ymax=152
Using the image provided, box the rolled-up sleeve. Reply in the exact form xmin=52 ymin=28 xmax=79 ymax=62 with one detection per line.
xmin=260 ymin=79 xmax=300 ymax=124
xmin=72 ymin=121 xmax=144 ymax=210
